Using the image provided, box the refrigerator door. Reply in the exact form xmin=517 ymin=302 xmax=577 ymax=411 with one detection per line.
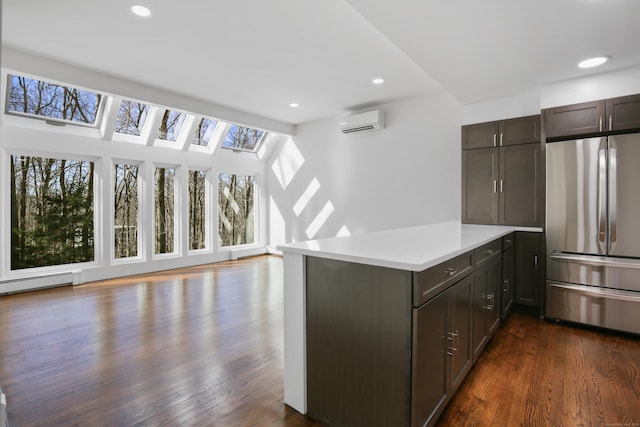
xmin=608 ymin=133 xmax=640 ymax=257
xmin=546 ymin=138 xmax=607 ymax=255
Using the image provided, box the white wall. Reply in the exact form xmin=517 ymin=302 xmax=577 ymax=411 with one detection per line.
xmin=267 ymin=90 xmax=462 ymax=246
xmin=463 ymin=65 xmax=640 ymax=125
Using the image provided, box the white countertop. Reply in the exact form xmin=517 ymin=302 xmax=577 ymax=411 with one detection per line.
xmin=278 ymin=221 xmax=543 ymax=271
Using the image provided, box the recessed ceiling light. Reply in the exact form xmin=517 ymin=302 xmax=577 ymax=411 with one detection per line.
xmin=372 ymin=78 xmax=385 ymax=85
xmin=131 ymin=4 xmax=151 ymax=17
xmin=578 ymin=56 xmax=609 ymax=69
xmin=289 ymin=103 xmax=299 ymax=108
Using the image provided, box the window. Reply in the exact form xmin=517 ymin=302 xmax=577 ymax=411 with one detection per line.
xmin=10 ymin=155 xmax=95 ymax=269
xmin=189 ymin=170 xmax=207 ymax=250
xmin=157 ymin=110 xmax=186 ymax=142
xmin=154 ymin=167 xmax=175 ymax=254
xmin=114 ymin=164 xmax=139 ymax=258
xmin=114 ymin=100 xmax=149 ymax=136
xmin=7 ymin=74 xmax=102 ymax=126
xmin=221 ymin=125 xmax=265 ymax=152
xmin=192 ymin=118 xmax=218 ymax=146
xmin=218 ymin=173 xmax=255 ymax=247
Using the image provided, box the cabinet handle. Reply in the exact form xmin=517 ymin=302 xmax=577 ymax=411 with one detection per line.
xmin=534 ymin=255 xmax=538 ymax=269
xmin=500 ymin=133 xmax=503 ymax=147
xmin=599 ymin=116 xmax=603 ymax=132
xmin=493 ymin=180 xmax=497 ymax=193
xmin=493 ymin=134 xmax=497 ymax=147
xmin=443 ymin=267 xmax=457 ymax=276
xmin=500 ymin=179 xmax=503 ymax=193
xmin=609 ymin=114 xmax=613 ymax=131
xmin=503 ymin=278 xmax=509 ymax=293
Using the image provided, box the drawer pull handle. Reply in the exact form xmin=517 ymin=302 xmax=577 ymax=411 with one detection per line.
xmin=443 ymin=267 xmax=457 ymax=276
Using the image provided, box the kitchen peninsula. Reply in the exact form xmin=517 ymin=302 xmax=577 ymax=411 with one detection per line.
xmin=279 ymin=221 xmax=542 ymax=427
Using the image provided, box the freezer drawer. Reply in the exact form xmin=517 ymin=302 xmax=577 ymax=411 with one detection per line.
xmin=546 ymin=281 xmax=640 ymax=335
xmin=547 ymin=253 xmax=640 ymax=292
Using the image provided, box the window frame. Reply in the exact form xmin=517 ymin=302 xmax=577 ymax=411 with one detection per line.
xmin=220 ymin=125 xmax=268 ymax=153
xmin=112 ymin=159 xmax=144 ymax=263
xmin=5 ymin=148 xmax=100 ymax=275
xmin=217 ymin=170 xmax=259 ymax=249
xmin=5 ymin=73 xmax=106 ymax=129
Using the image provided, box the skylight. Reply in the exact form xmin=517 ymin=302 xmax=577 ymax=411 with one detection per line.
xmin=222 ymin=125 xmax=265 ymax=152
xmin=192 ymin=118 xmax=218 ymax=146
xmin=6 ymin=74 xmax=103 ymax=127
xmin=114 ymin=99 xmax=149 ymax=136
xmin=157 ymin=109 xmax=187 ymax=142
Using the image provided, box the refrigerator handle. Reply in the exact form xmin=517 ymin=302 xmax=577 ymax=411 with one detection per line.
xmin=609 ymin=138 xmax=618 ymax=252
xmin=597 ymin=142 xmax=607 ymax=253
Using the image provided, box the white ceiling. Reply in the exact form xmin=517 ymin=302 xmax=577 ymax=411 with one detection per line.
xmin=3 ymin=0 xmax=640 ymax=127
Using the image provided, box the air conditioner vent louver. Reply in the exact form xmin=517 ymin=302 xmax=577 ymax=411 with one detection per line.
xmin=340 ymin=110 xmax=384 ymax=134
xmin=342 ymin=124 xmax=376 ymax=134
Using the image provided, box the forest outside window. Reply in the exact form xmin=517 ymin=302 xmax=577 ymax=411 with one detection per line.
xmin=6 ymin=74 xmax=103 ymax=127
xmin=218 ymin=173 xmax=255 ymax=247
xmin=154 ymin=167 xmax=176 ymax=255
xmin=189 ymin=170 xmax=207 ymax=250
xmin=221 ymin=125 xmax=265 ymax=152
xmin=114 ymin=99 xmax=150 ymax=136
xmin=192 ymin=118 xmax=218 ymax=147
xmin=10 ymin=155 xmax=95 ymax=270
xmin=114 ymin=163 xmax=140 ymax=259
xmin=157 ymin=109 xmax=186 ymax=142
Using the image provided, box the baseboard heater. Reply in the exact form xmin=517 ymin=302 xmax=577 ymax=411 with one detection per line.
xmin=0 ymin=271 xmax=75 ymax=295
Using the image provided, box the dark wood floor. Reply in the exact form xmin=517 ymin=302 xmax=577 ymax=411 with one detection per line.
xmin=1 ymin=255 xmax=639 ymax=426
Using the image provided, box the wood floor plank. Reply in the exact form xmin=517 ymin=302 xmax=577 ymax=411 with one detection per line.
xmin=2 ymin=256 xmax=639 ymax=426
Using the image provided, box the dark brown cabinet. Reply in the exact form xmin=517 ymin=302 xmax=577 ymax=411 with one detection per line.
xmin=606 ymin=94 xmax=640 ymax=132
xmin=462 ymin=115 xmax=540 ymax=149
xmin=514 ymin=232 xmax=543 ymax=308
xmin=412 ymin=275 xmax=472 ymax=427
xmin=501 ymin=234 xmax=515 ymax=320
xmin=544 ymin=94 xmax=640 ymax=139
xmin=499 ymin=143 xmax=541 ymax=226
xmin=471 ymin=242 xmax=502 ymax=363
xmin=462 ymin=141 xmax=541 ymax=226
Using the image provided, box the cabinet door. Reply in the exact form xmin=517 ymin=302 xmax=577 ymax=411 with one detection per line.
xmin=486 ymin=257 xmax=502 ymax=337
xmin=605 ymin=94 xmax=640 ymax=132
xmin=499 ymin=143 xmax=541 ymax=226
xmin=462 ymin=148 xmax=499 ymax=224
xmin=448 ymin=275 xmax=473 ymax=392
xmin=462 ymin=121 xmax=499 ymax=150
xmin=412 ymin=292 xmax=448 ymax=427
xmin=543 ymin=100 xmax=605 ymax=139
xmin=514 ymin=232 xmax=542 ymax=307
xmin=501 ymin=246 xmax=514 ymax=320
xmin=471 ymin=267 xmax=488 ymax=363
xmin=500 ymin=115 xmax=540 ymax=146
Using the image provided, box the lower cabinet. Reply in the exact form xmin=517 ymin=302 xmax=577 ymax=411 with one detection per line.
xmin=472 ymin=254 xmax=502 ymax=362
xmin=412 ymin=275 xmax=473 ymax=427
xmin=501 ymin=243 xmax=515 ymax=319
xmin=305 ymin=235 xmax=517 ymax=427
xmin=514 ymin=231 xmax=543 ymax=308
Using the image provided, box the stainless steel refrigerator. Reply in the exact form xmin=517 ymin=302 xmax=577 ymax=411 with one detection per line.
xmin=546 ymin=133 xmax=640 ymax=334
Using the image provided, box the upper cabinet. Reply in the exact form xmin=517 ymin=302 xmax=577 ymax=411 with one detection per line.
xmin=543 ymin=94 xmax=640 ymax=140
xmin=462 ymin=115 xmax=542 ymax=227
xmin=462 ymin=115 xmax=540 ymax=149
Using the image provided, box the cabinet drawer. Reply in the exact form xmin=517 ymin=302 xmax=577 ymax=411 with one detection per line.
xmin=474 ymin=240 xmax=502 ymax=266
xmin=413 ymin=252 xmax=473 ymax=307
xmin=502 ymin=233 xmax=514 ymax=251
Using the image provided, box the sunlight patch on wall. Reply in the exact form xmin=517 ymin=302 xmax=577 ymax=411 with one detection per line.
xmin=336 ymin=225 xmax=351 ymax=237
xmin=269 ymin=196 xmax=286 ymax=247
xmin=271 ymin=137 xmax=305 ymax=190
xmin=306 ymin=201 xmax=335 ymax=239
xmin=293 ymin=178 xmax=320 ymax=216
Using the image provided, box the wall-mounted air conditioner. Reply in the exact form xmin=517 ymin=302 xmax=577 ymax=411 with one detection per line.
xmin=339 ymin=109 xmax=384 ymax=134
